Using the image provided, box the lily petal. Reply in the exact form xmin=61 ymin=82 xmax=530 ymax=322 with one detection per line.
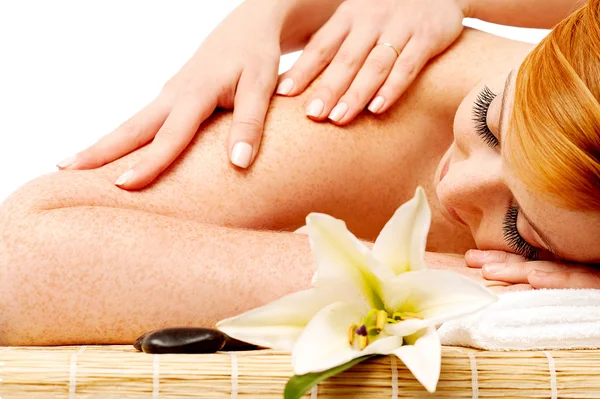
xmin=372 ymin=187 xmax=431 ymax=273
xmin=392 ymin=327 xmax=441 ymax=393
xmin=306 ymin=213 xmax=392 ymax=309
xmin=292 ymin=302 xmax=403 ymax=375
xmin=383 ymin=270 xmax=498 ymax=326
xmin=217 ymin=288 xmax=334 ymax=351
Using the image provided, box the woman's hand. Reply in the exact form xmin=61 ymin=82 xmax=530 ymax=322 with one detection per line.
xmin=425 ymin=252 xmax=532 ymax=293
xmin=57 ymin=2 xmax=284 ymax=189
xmin=465 ymin=250 xmax=600 ymax=289
xmin=276 ymin=0 xmax=466 ymax=125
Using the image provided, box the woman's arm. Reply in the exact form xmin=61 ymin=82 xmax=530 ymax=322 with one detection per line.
xmin=463 ymin=0 xmax=586 ymax=28
xmin=0 ymin=200 xmax=487 ymax=346
xmin=0 ymin=203 xmax=313 ymax=346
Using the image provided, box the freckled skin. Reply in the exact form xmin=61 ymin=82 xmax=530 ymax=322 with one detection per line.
xmin=0 ymin=29 xmax=532 ymax=345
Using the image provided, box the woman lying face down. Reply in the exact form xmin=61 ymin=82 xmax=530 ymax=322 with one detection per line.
xmin=0 ymin=3 xmax=599 ymax=346
xmin=443 ymin=1 xmax=600 ymax=287
xmin=0 ymin=28 xmax=534 ymax=345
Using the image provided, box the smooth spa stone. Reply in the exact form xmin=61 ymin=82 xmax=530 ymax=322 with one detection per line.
xmin=139 ymin=327 xmax=227 ymax=354
xmin=134 ymin=327 xmax=259 ymax=354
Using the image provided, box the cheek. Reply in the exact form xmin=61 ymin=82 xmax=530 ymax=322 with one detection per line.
xmin=470 ymin=218 xmax=503 ymax=250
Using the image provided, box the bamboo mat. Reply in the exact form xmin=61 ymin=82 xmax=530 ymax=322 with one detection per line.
xmin=1 ymin=345 xmax=600 ymax=398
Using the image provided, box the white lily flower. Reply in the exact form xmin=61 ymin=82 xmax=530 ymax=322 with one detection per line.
xmin=218 ymin=187 xmax=497 ymax=393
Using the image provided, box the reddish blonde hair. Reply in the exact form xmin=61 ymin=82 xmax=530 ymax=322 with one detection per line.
xmin=506 ymin=0 xmax=600 ymax=210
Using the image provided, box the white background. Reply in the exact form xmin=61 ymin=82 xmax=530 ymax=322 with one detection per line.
xmin=0 ymin=1 xmax=548 ymax=202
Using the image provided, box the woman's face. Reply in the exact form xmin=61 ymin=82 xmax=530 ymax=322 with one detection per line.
xmin=435 ymin=70 xmax=600 ymax=264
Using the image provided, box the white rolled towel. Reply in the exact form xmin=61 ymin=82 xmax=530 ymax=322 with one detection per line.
xmin=438 ymin=289 xmax=600 ymax=351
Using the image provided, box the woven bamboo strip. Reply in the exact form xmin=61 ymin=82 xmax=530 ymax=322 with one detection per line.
xmin=1 ymin=345 xmax=600 ymax=398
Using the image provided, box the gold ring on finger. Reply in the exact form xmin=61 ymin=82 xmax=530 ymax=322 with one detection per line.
xmin=377 ymin=42 xmax=401 ymax=57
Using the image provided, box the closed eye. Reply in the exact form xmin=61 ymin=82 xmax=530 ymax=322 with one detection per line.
xmin=503 ymin=205 xmax=542 ymax=260
xmin=472 ymin=86 xmax=499 ymax=148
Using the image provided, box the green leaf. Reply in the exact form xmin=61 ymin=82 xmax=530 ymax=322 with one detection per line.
xmin=283 ymin=355 xmax=377 ymax=399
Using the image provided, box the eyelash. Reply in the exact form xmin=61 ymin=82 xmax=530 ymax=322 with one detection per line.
xmin=502 ymin=206 xmax=541 ymax=260
xmin=472 ymin=86 xmax=499 ymax=148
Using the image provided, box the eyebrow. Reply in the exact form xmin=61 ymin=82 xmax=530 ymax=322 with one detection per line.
xmin=497 ymin=70 xmax=515 ymax=138
xmin=516 ymin=204 xmax=566 ymax=261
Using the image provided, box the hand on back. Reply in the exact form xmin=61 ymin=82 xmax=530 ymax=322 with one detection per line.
xmin=57 ymin=2 xmax=282 ymax=189
xmin=58 ymin=0 xmax=467 ymax=188
xmin=277 ymin=0 xmax=466 ymax=124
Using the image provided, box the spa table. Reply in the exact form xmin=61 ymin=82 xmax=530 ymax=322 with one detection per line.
xmin=1 ymin=345 xmax=599 ymax=398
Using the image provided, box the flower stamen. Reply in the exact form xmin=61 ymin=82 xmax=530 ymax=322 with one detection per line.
xmin=348 ymin=324 xmax=357 ymax=345
xmin=392 ymin=311 xmax=424 ymax=321
xmin=376 ymin=310 xmax=387 ymax=330
xmin=356 ymin=324 xmax=368 ymax=337
xmin=358 ymin=334 xmax=368 ymax=350
xmin=348 ymin=309 xmax=424 ymax=350
xmin=362 ymin=309 xmax=378 ymax=325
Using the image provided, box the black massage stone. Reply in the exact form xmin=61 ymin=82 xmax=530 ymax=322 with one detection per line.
xmin=138 ymin=327 xmax=226 ymax=354
xmin=134 ymin=327 xmax=258 ymax=354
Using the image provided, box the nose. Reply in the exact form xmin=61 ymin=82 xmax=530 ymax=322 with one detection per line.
xmin=440 ymin=153 xmax=508 ymax=218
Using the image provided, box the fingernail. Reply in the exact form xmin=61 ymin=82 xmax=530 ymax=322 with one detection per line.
xmin=469 ymin=250 xmax=489 ymax=262
xmin=276 ymin=78 xmax=294 ymax=95
xmin=306 ymin=99 xmax=324 ymax=118
xmin=115 ymin=169 xmax=135 ymax=186
xmin=231 ymin=142 xmax=253 ymax=168
xmin=483 ymin=263 xmax=505 ymax=274
xmin=532 ymin=269 xmax=548 ymax=277
xmin=368 ymin=96 xmax=385 ymax=113
xmin=57 ymin=155 xmax=77 ymax=169
xmin=328 ymin=102 xmax=349 ymax=122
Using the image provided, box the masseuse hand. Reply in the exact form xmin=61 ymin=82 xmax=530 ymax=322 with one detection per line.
xmin=466 ymin=250 xmax=600 ymax=289
xmin=276 ymin=0 xmax=466 ymax=124
xmin=57 ymin=2 xmax=282 ymax=188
